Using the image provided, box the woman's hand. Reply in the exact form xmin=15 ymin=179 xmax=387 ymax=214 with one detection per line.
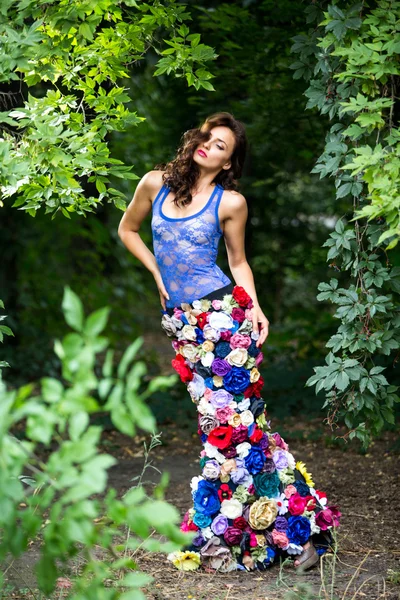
xmin=153 ymin=271 xmax=170 ymax=310
xmin=251 ymin=305 xmax=270 ymax=348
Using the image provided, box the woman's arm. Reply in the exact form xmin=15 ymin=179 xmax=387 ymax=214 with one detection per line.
xmin=117 ymin=170 xmax=170 ymax=310
xmin=221 ymin=191 xmax=270 ymax=347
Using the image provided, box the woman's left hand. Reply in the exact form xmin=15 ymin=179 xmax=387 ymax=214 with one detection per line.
xmin=251 ymin=306 xmax=270 ymax=348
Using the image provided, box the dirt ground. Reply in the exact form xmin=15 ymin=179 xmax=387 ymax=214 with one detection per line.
xmin=4 ymin=415 xmax=399 ymax=600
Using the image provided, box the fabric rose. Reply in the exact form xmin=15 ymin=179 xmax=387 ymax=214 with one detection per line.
xmin=230 ymin=459 xmax=252 ymax=486
xmin=284 ymin=484 xmax=297 ymax=499
xmin=161 ymin=313 xmax=177 ymax=337
xmin=228 ymin=413 xmax=241 ymax=428
xmin=231 ymin=307 xmax=246 ymax=323
xmin=200 ymin=537 xmax=238 ymax=573
xmin=274 ymin=516 xmax=288 ymax=532
xmin=272 ymin=449 xmax=290 ymax=471
xmin=271 ymin=432 xmax=289 ymax=451
xmin=212 ymin=375 xmax=224 ymax=388
xmin=226 ymin=348 xmax=248 ymax=367
xmin=231 ymin=424 xmax=249 ymax=444
xmin=195 ymin=311 xmax=210 ymax=329
xmin=199 ymin=415 xmax=220 ymax=435
xmin=214 ymin=341 xmax=232 ymax=358
xmin=211 ymin=299 xmax=222 ymax=310
xmin=220 ymin=498 xmax=243 ymax=519
xmin=180 ymin=510 xmax=199 ymax=532
xmin=209 ymin=389 xmax=234 ymax=409
xmin=182 ymin=324 xmax=198 ymax=342
xmin=236 ymin=442 xmax=251 ymax=458
xmin=248 ymin=497 xmax=278 ymax=530
xmin=202 ymin=324 xmax=221 ymax=342
xmin=197 ymin=397 xmax=215 ymax=416
xmin=193 ymin=512 xmax=212 ymax=528
xmin=200 ymin=351 xmax=215 ymax=368
xmin=244 ymin=376 xmax=264 ymax=398
xmin=278 ymin=468 xmax=296 ymax=485
xmin=253 ymin=471 xmax=280 ymax=498
xmin=224 ymin=527 xmax=243 ymax=546
xmin=230 ymin=332 xmax=252 ymax=349
xmin=221 ymin=445 xmax=237 ymax=459
xmin=223 ymin=366 xmax=251 ymax=394
xmin=220 ymin=458 xmax=237 ymax=477
xmin=215 ymin=405 xmax=235 ymax=423
xmin=255 ymin=352 xmax=264 ymax=367
xmin=181 ymin=343 xmax=200 ymax=362
xmin=208 ymin=311 xmax=234 ymax=331
xmin=218 ymin=483 xmax=233 ymax=502
xmin=171 ymin=354 xmax=193 ymax=382
xmin=193 ymin=480 xmax=221 ymax=516
xmin=211 ymin=514 xmax=228 ymax=536
xmin=288 ymin=493 xmax=307 ymax=516
xmin=249 ymin=397 xmax=265 ymax=417
xmin=271 ymin=529 xmax=289 ymax=549
xmin=232 ymin=286 xmax=252 ymax=307
xmin=249 ymin=426 xmax=263 ymax=444
xmin=315 ymin=506 xmax=341 ymax=530
xmin=240 ymin=409 xmax=254 ymax=427
xmin=187 ymin=373 xmax=206 ymax=402
xmin=244 ymin=446 xmax=265 ymax=475
xmin=286 ymin=515 xmax=311 ymax=545
xmin=202 ymin=459 xmax=221 ymax=480
xmin=195 ymin=362 xmax=212 ymax=379
xmin=220 ymin=330 xmax=232 ymax=341
xmin=211 ymin=357 xmax=232 ymax=377
xmin=202 ymin=340 xmax=215 ymax=353
xmin=250 ymin=367 xmax=260 ymax=383
xmin=293 ymin=480 xmax=311 ymax=497
xmin=207 ymin=425 xmax=233 ymax=449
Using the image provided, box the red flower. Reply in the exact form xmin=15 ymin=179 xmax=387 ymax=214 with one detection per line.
xmin=231 ymin=307 xmax=246 ymax=323
xmin=244 ymin=376 xmax=264 ymax=398
xmin=249 ymin=426 xmax=263 ymax=443
xmin=220 ymin=330 xmax=232 ymax=341
xmin=232 ymin=286 xmax=252 ymax=307
xmin=218 ymin=483 xmax=233 ymax=502
xmin=233 ymin=516 xmax=247 ymax=530
xmin=305 ymin=495 xmax=317 ymax=511
xmin=171 ymin=354 xmax=193 ymax=382
xmin=207 ymin=425 xmax=233 ymax=449
xmin=196 ymin=312 xmax=210 ymax=329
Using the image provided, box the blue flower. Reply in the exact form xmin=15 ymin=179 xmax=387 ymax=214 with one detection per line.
xmin=193 ymin=480 xmax=221 ymax=516
xmin=245 ymin=446 xmax=265 ymax=475
xmin=293 ymin=480 xmax=310 ymax=497
xmin=253 ymin=471 xmax=280 ymax=497
xmin=204 ymin=376 xmax=216 ymax=390
xmin=214 ymin=341 xmax=231 ymax=358
xmin=193 ymin=512 xmax=212 ymax=528
xmin=223 ymin=366 xmax=250 ymax=394
xmin=231 ymin=320 xmax=240 ymax=333
xmin=195 ymin=328 xmax=205 ymax=343
xmin=181 ymin=314 xmax=189 ymax=325
xmin=247 ymin=340 xmax=261 ymax=357
xmin=286 ymin=516 xmax=311 ymax=545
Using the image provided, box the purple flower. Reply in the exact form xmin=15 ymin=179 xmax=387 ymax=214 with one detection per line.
xmin=231 ymin=424 xmax=248 ymax=444
xmin=272 ymin=449 xmax=289 ymax=470
xmin=258 ymin=434 xmax=270 ymax=451
xmin=210 ymin=389 xmax=234 ymax=409
xmin=262 ymin=458 xmax=276 ymax=474
xmin=224 ymin=527 xmax=243 ymax=546
xmin=211 ymin=513 xmax=229 ymax=535
xmin=211 ymin=357 xmax=232 ymax=377
xmin=231 ymin=458 xmax=251 ymax=485
xmin=192 ymin=531 xmax=206 ymax=547
xmin=275 ymin=516 xmax=288 ymax=532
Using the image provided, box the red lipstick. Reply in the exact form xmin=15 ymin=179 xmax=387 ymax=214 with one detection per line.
xmin=198 ymin=149 xmax=207 ymax=158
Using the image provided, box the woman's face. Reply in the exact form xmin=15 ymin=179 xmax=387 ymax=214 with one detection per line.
xmin=193 ymin=125 xmax=236 ymax=173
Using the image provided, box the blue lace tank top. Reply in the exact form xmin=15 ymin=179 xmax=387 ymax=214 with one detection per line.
xmin=151 ymin=182 xmax=232 ymax=308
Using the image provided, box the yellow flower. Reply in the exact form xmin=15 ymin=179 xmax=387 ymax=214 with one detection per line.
xmin=202 ymin=340 xmax=215 ymax=353
xmin=168 ymin=550 xmax=201 ymax=571
xmin=213 ymin=375 xmax=224 ymax=387
xmin=296 ymin=461 xmax=315 ymax=487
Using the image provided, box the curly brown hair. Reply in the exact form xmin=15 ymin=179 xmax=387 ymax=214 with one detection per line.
xmin=154 ymin=111 xmax=247 ymax=208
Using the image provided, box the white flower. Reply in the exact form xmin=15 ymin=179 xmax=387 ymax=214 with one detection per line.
xmin=220 ymin=498 xmax=243 ymax=519
xmin=240 ymin=410 xmax=254 ymax=427
xmin=309 ymin=513 xmax=321 ymax=535
xmin=182 ymin=324 xmax=197 ymax=341
xmin=237 ymin=397 xmax=250 ymax=411
xmin=192 ymin=300 xmax=203 ymax=310
xmin=226 ymin=348 xmax=248 ymax=367
xmin=236 ymin=442 xmax=251 ymax=458
xmin=238 ymin=319 xmax=253 ymax=334
xmin=201 ymin=526 xmax=214 ymax=540
xmin=197 ymin=398 xmax=215 ymax=416
xmin=181 ymin=343 xmax=200 ymax=362
xmin=187 ymin=374 xmax=206 ymax=402
xmin=285 ymin=543 xmax=304 ymax=555
xmin=201 ymin=351 xmax=215 ymax=367
xmin=203 ymin=442 xmax=226 ymax=464
xmin=203 ymin=324 xmax=221 ymax=342
xmin=274 ymin=493 xmax=289 ymax=516
xmin=190 ymin=476 xmax=204 ymax=493
xmin=208 ymin=312 xmax=234 ymax=331
xmin=250 ymin=330 xmax=260 ymax=341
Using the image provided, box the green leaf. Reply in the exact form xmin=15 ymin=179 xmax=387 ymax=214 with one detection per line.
xmin=84 ymin=306 xmax=110 ymax=338
xmin=62 ymin=287 xmax=84 ymax=332
xmin=117 ymin=337 xmax=144 ymax=379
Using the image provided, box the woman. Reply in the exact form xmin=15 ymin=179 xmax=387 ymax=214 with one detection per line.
xmin=118 ymin=112 xmax=341 ymax=573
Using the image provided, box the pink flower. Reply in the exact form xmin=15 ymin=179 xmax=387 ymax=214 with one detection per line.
xmin=245 ymin=308 xmax=254 ymax=321
xmin=315 ymin=506 xmax=341 ymax=530
xmin=255 ymin=351 xmax=264 ymax=367
xmin=284 ymin=484 xmax=297 ymax=499
xmin=271 ymin=432 xmax=289 ymax=451
xmin=220 ymin=330 xmax=232 ymax=341
xmin=249 ymin=532 xmax=258 ymax=547
xmin=215 ymin=406 xmax=235 ymax=423
xmin=272 ymin=529 xmax=289 ymax=548
xmin=173 ymin=307 xmax=184 ymax=318
xmin=204 ymin=388 xmax=213 ymax=401
xmin=230 ymin=333 xmax=252 ymax=349
xmin=211 ymin=299 xmax=222 ymax=310
xmin=288 ymin=493 xmax=307 ymax=516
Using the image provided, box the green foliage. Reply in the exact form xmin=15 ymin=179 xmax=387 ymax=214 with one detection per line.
xmin=0 ymin=0 xmax=217 ymax=216
xmin=0 ymin=299 xmax=13 ymax=372
xmin=0 ymin=286 xmax=189 ymax=597
xmin=292 ymin=0 xmax=400 ymax=446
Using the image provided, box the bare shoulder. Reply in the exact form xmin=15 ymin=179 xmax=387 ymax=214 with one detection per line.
xmin=220 ymin=188 xmax=248 ymax=217
xmin=139 ymin=169 xmax=166 ymax=201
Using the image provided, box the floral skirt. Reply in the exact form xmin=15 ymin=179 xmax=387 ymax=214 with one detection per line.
xmin=160 ymin=283 xmax=341 ymax=572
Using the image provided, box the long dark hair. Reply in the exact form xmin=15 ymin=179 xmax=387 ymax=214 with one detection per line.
xmin=154 ymin=112 xmax=247 ymax=208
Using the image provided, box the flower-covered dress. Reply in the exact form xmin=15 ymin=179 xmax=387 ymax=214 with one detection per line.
xmin=152 ymin=182 xmax=341 ymax=572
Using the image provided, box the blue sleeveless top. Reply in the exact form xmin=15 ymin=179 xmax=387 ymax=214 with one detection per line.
xmin=151 ymin=182 xmax=232 ymax=308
